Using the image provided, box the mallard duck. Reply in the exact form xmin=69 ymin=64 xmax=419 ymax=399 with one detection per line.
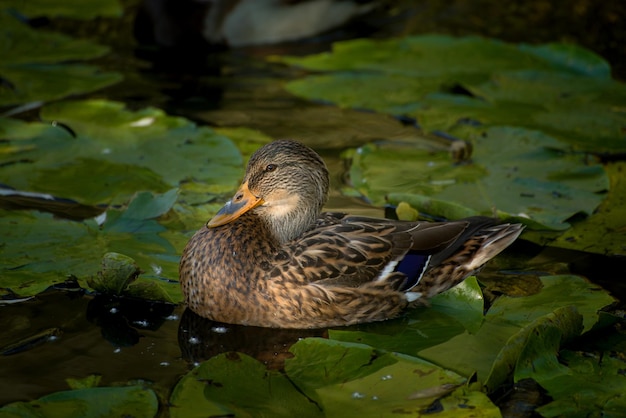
xmin=137 ymin=0 xmax=377 ymax=48
xmin=180 ymin=140 xmax=524 ymax=328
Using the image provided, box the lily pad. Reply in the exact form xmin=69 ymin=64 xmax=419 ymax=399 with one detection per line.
xmin=331 ymin=275 xmax=615 ymax=393
xmin=0 ymin=385 xmax=158 ymax=418
xmin=419 ymin=275 xmax=615 ymax=388
xmin=0 ymin=12 xmax=122 ymax=107
xmin=329 ymin=278 xmax=490 ymax=358
xmin=280 ymin=35 xmax=608 ymax=77
xmin=484 ymin=305 xmax=582 ymax=392
xmin=170 ymin=338 xmax=499 ymax=417
xmin=349 ymin=127 xmax=608 ymax=230
xmin=529 ymin=349 xmax=626 ymax=418
xmin=2 ymin=0 xmax=122 ymax=19
xmin=548 ymin=162 xmax=626 ymax=256
xmin=0 ymin=190 xmax=182 ymax=301
xmin=170 ymin=352 xmax=322 ymax=418
xmin=280 ymin=35 xmax=626 ymax=154
xmin=0 ymin=100 xmax=243 ymax=206
xmin=66 ymin=375 xmax=102 ymax=390
xmin=88 ymin=252 xmax=140 ymax=295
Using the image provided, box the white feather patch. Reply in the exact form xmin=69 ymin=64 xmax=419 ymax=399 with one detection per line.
xmin=375 ymin=260 xmax=399 ymax=281
xmin=405 ymin=292 xmax=422 ymax=302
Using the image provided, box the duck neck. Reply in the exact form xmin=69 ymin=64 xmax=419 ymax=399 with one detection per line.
xmin=255 ymin=204 xmax=319 ymax=245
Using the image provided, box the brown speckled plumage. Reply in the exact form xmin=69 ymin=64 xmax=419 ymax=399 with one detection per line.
xmin=180 ymin=140 xmax=524 ymax=328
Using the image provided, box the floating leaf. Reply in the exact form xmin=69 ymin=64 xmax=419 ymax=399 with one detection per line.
xmin=280 ymin=35 xmax=626 ymax=154
xmin=332 ymin=275 xmax=614 ymax=394
xmin=170 ymin=338 xmax=499 ymax=417
xmin=531 ymin=350 xmax=626 ymax=418
xmin=549 ymin=162 xmax=626 ymax=256
xmin=484 ymin=305 xmax=582 ymax=392
xmin=395 ymin=201 xmax=418 ymax=221
xmin=330 ymin=278 xmax=483 ymax=356
xmin=280 ymin=35 xmax=599 ymax=76
xmin=348 ymin=127 xmax=608 ymax=230
xmin=286 ymin=338 xmax=397 ymax=389
xmin=287 ymin=338 xmax=498 ymax=417
xmin=486 ymin=275 xmax=615 ymax=333
xmin=0 ymin=100 xmax=243 ymax=206
xmin=428 ymin=276 xmax=485 ymax=334
xmin=170 ymin=352 xmax=322 ymax=418
xmin=0 ymin=385 xmax=158 ymax=418
xmin=88 ymin=253 xmax=141 ymax=296
xmin=0 ymin=12 xmax=122 ymax=107
xmin=418 ymin=275 xmax=615 ymax=388
xmin=0 ymin=191 xmax=182 ymax=301
xmin=66 ymin=375 xmax=102 ymax=390
xmin=2 ymin=0 xmax=122 ymax=19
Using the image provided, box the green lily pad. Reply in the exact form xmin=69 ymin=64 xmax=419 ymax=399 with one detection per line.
xmin=418 ymin=275 xmax=615 ymax=388
xmin=0 ymin=385 xmax=158 ymax=418
xmin=549 ymin=162 xmax=626 ymax=256
xmin=487 ymin=275 xmax=614 ymax=334
xmin=0 ymin=12 xmax=122 ymax=107
xmin=280 ymin=35 xmax=626 ymax=154
xmin=2 ymin=0 xmax=122 ymax=19
xmin=0 ymin=100 xmax=243 ymax=206
xmin=530 ymin=349 xmax=626 ymax=418
xmin=170 ymin=352 xmax=322 ymax=418
xmin=330 ymin=278 xmax=483 ymax=356
xmin=349 ymin=127 xmax=608 ymax=230
xmin=66 ymin=375 xmax=102 ymax=390
xmin=0 ymin=190 xmax=182 ymax=301
xmin=88 ymin=252 xmax=140 ymax=295
xmin=170 ymin=338 xmax=499 ymax=417
xmin=484 ymin=305 xmax=582 ymax=392
xmin=280 ymin=35 xmax=607 ymax=77
xmin=86 ymin=251 xmax=174 ymax=301
xmin=287 ymin=339 xmax=495 ymax=417
xmin=331 ymin=275 xmax=614 ymax=393
xmin=419 ymin=71 xmax=626 ymax=152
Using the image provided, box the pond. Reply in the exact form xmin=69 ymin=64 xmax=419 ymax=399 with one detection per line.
xmin=1 ymin=1 xmax=625 ymax=417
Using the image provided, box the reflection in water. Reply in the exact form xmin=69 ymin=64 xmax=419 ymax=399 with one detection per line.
xmin=178 ymin=308 xmax=327 ymax=369
xmin=86 ymin=295 xmax=176 ymax=347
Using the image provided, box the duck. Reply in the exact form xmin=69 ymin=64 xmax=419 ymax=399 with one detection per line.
xmin=179 ymin=139 xmax=524 ymax=328
xmin=136 ymin=0 xmax=378 ymax=48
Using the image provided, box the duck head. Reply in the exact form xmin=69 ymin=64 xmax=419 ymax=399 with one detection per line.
xmin=208 ymin=140 xmax=330 ymax=243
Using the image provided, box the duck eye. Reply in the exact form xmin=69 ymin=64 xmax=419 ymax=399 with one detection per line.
xmin=265 ymin=164 xmax=277 ymax=172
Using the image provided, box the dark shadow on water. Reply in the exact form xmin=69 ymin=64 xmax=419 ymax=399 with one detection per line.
xmin=86 ymin=294 xmax=176 ymax=347
xmin=178 ymin=308 xmax=327 ymax=370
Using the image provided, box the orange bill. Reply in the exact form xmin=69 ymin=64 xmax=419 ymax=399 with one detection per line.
xmin=207 ymin=181 xmax=264 ymax=227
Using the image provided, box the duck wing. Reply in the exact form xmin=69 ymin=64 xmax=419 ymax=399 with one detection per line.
xmin=271 ymin=213 xmax=470 ymax=291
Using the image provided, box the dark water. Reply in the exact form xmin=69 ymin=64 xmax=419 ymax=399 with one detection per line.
xmin=1 ymin=0 xmax=625 ymax=412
